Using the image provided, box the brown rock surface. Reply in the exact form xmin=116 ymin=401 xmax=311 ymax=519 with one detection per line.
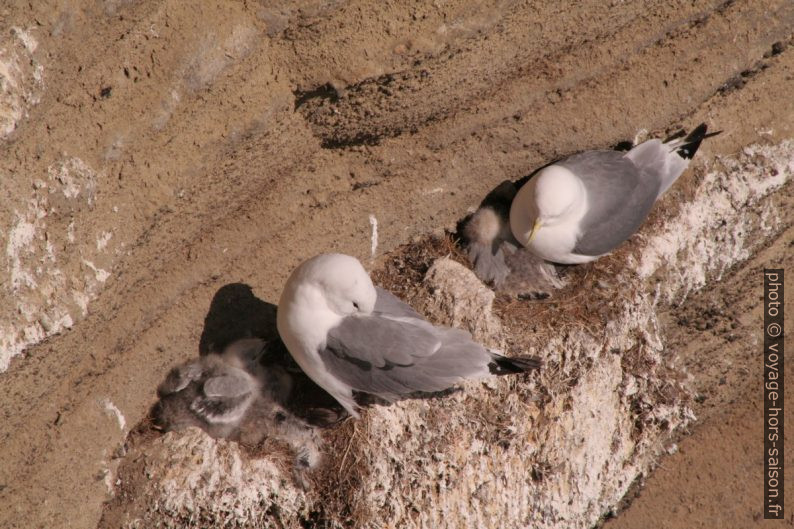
xmin=0 ymin=1 xmax=791 ymax=527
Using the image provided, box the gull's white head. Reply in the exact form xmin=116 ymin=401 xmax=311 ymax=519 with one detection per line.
xmin=280 ymin=253 xmax=377 ymax=317
xmin=277 ymin=253 xmax=377 ymax=417
xmin=510 ymin=165 xmax=586 ymax=246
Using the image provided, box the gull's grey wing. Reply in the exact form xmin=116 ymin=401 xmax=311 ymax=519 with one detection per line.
xmin=559 ymin=150 xmax=660 ymax=256
xmin=326 ymin=314 xmax=442 ymax=368
xmin=374 ymin=287 xmax=423 ymax=319
xmin=321 ymin=314 xmax=490 ymax=398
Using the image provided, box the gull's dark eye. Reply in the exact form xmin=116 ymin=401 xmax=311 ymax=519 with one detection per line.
xmin=353 ymin=302 xmax=359 ymax=310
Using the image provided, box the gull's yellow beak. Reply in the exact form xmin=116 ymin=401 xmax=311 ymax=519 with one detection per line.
xmin=528 ymin=218 xmax=542 ymax=243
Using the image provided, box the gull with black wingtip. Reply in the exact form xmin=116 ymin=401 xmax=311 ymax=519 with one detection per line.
xmin=277 ymin=253 xmax=540 ymax=417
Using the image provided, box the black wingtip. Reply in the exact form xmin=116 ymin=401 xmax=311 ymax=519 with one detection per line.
xmin=667 ymin=123 xmax=722 ymax=160
xmin=489 ymin=354 xmax=542 ymax=375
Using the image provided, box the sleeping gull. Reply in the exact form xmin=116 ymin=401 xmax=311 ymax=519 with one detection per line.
xmin=464 ymin=123 xmax=720 ymax=285
xmin=276 ymin=253 xmax=540 ymax=417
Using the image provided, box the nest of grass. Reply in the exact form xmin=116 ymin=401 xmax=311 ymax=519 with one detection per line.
xmin=304 ymin=418 xmax=371 ymax=528
xmin=371 ymin=233 xmax=469 ymax=301
xmin=112 ymin=223 xmax=697 ymax=528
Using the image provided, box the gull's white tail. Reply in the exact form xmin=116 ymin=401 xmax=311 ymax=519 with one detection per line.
xmin=625 ymin=123 xmax=721 ymax=198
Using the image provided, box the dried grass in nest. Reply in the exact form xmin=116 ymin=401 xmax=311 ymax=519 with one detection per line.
xmin=239 ymin=436 xmax=302 ymax=475
xmin=371 ymin=233 xmax=469 ymax=303
xmin=308 ymin=417 xmax=373 ymax=527
xmin=128 ymin=406 xmax=170 ymax=448
xmin=495 ymin=254 xmax=636 ymax=347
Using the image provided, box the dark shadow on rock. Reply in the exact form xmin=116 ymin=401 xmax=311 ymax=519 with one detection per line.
xmin=198 ymin=283 xmax=279 ymax=355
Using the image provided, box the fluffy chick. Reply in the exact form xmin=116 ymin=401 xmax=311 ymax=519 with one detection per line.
xmin=154 ymin=338 xmax=322 ymax=479
xmin=462 ymin=182 xmax=564 ymax=298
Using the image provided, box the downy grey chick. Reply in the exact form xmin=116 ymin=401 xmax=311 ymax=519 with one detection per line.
xmin=155 ymin=338 xmax=322 ymax=480
xmin=462 ymin=181 xmax=564 ymax=299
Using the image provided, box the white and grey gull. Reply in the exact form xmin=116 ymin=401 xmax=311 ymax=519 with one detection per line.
xmin=276 ymin=253 xmax=540 ymax=417
xmin=463 ymin=123 xmax=720 ymax=292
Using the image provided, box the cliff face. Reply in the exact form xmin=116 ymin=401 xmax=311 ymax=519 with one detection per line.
xmin=102 ymin=140 xmax=791 ymax=528
xmin=0 ymin=1 xmax=792 ymax=528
